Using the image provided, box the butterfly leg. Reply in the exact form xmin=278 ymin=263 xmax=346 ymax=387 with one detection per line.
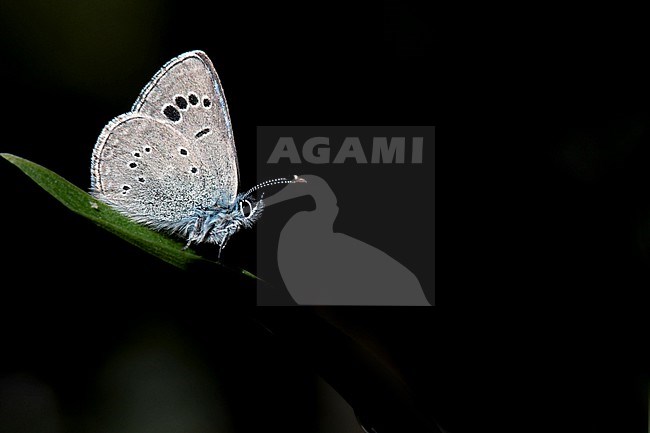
xmin=182 ymin=216 xmax=206 ymax=250
xmin=218 ymin=233 xmax=229 ymax=260
xmin=215 ymin=227 xmax=233 ymax=260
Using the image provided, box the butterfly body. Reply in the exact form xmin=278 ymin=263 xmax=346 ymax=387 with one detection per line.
xmin=155 ymin=193 xmax=264 ymax=249
xmin=90 ymin=50 xmax=296 ymax=255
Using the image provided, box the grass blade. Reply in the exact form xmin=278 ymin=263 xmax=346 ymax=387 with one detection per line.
xmin=2 ymin=153 xmax=256 ymax=277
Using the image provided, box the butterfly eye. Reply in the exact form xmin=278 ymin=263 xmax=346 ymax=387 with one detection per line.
xmin=239 ymin=200 xmax=253 ymax=218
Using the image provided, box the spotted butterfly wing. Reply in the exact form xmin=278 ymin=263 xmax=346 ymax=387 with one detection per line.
xmin=91 ymin=51 xmax=240 ymax=229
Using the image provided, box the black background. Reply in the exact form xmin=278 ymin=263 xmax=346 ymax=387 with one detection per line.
xmin=1 ymin=1 xmax=650 ymax=432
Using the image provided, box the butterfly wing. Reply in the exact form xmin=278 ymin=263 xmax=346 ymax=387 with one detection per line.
xmin=91 ymin=113 xmax=225 ymax=229
xmin=131 ymin=50 xmax=239 ymax=204
xmin=91 ymin=51 xmax=239 ymax=229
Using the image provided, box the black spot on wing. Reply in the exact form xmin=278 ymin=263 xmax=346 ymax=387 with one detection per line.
xmin=175 ymin=96 xmax=188 ymax=109
xmin=163 ymin=105 xmax=181 ymax=122
xmin=195 ymin=128 xmax=210 ymax=138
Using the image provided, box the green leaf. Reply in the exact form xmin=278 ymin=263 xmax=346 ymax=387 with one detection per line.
xmin=1 ymin=153 xmax=257 ymax=277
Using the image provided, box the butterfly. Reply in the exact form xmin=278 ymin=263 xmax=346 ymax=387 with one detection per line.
xmin=90 ymin=50 xmax=304 ymax=257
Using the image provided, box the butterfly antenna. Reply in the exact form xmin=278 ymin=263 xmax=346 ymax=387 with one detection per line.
xmin=243 ymin=175 xmax=306 ymax=198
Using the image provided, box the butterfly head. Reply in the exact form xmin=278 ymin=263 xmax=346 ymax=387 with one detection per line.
xmin=202 ymin=176 xmax=306 ymax=257
xmin=234 ymin=175 xmax=305 ymax=222
xmin=233 ymin=194 xmax=265 ymax=229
